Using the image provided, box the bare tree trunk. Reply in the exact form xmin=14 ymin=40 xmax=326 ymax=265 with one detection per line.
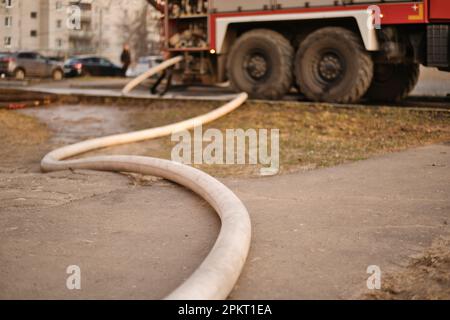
xmin=117 ymin=4 xmax=152 ymax=61
xmin=132 ymin=5 xmax=150 ymax=59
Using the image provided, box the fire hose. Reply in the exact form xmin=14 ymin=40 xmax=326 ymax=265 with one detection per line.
xmin=122 ymin=56 xmax=184 ymax=95
xmin=41 ymin=57 xmax=251 ymax=300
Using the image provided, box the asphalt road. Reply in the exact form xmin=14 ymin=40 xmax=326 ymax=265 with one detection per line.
xmin=1 ymin=67 xmax=449 ymax=105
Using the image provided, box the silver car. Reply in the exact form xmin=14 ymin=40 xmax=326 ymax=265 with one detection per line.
xmin=126 ymin=56 xmax=164 ymax=78
xmin=0 ymin=51 xmax=64 ymax=80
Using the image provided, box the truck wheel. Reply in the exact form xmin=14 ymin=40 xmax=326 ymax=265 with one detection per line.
xmin=295 ymin=27 xmax=373 ymax=103
xmin=14 ymin=68 xmax=26 ymax=80
xmin=365 ymin=63 xmax=420 ymax=102
xmin=227 ymin=29 xmax=293 ymax=100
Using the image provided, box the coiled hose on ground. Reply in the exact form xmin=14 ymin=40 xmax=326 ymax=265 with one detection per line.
xmin=41 ymin=57 xmax=251 ymax=300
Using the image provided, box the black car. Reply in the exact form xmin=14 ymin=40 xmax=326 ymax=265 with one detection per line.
xmin=64 ymin=56 xmax=123 ymax=77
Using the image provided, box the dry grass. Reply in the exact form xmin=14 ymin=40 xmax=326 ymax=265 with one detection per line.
xmin=1 ymin=100 xmax=449 ymax=177
xmin=0 ymin=109 xmax=50 ymax=168
xmin=215 ymin=102 xmax=450 ymax=174
xmin=0 ymin=109 xmax=49 ymax=146
xmin=124 ymin=100 xmax=450 ymax=177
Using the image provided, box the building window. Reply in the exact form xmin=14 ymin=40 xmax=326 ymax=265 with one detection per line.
xmin=30 ymin=12 xmax=37 ymax=19
xmin=56 ymin=39 xmax=63 ymax=47
xmin=5 ymin=0 xmax=13 ymax=8
xmin=56 ymin=1 xmax=62 ymax=11
xmin=56 ymin=20 xmax=62 ymax=28
xmin=30 ymin=30 xmax=37 ymax=37
xmin=4 ymin=36 xmax=12 ymax=48
xmin=4 ymin=16 xmax=12 ymax=27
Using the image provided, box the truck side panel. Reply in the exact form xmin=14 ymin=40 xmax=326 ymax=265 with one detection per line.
xmin=212 ymin=0 xmax=415 ymax=12
xmin=275 ymin=0 xmax=412 ymax=10
xmin=429 ymin=0 xmax=450 ymax=21
xmin=210 ymin=0 xmax=274 ymax=13
xmin=212 ymin=9 xmax=380 ymax=53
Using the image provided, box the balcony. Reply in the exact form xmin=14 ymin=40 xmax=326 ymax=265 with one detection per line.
xmin=80 ymin=11 xmax=92 ymax=22
xmin=69 ymin=29 xmax=94 ymax=40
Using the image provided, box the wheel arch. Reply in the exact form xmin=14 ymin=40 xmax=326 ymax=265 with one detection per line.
xmin=215 ymin=10 xmax=379 ymax=55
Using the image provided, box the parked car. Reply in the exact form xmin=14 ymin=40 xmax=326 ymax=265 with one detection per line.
xmin=0 ymin=51 xmax=64 ymax=80
xmin=64 ymin=56 xmax=123 ymax=77
xmin=0 ymin=53 xmax=7 ymax=78
xmin=126 ymin=55 xmax=163 ymax=78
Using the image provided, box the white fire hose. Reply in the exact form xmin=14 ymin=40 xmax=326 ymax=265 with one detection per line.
xmin=122 ymin=56 xmax=184 ymax=95
xmin=41 ymin=57 xmax=251 ymax=300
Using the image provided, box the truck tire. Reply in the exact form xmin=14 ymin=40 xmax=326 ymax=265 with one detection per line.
xmin=295 ymin=27 xmax=373 ymax=103
xmin=365 ymin=63 xmax=420 ymax=102
xmin=227 ymin=29 xmax=293 ymax=100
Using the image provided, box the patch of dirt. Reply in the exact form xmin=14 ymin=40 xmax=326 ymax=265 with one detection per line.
xmin=366 ymin=237 xmax=450 ymax=300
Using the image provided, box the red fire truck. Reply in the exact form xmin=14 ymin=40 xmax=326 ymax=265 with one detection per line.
xmin=146 ymin=0 xmax=450 ymax=103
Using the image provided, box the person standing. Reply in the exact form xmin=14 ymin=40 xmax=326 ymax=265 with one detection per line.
xmin=120 ymin=44 xmax=131 ymax=77
xmin=150 ymin=51 xmax=173 ymax=96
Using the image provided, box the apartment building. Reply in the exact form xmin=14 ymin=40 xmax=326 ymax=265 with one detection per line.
xmin=0 ymin=0 xmax=71 ymax=56
xmin=68 ymin=0 xmax=95 ymax=56
xmin=91 ymin=0 xmax=161 ymax=64
xmin=0 ymin=0 xmax=160 ymax=62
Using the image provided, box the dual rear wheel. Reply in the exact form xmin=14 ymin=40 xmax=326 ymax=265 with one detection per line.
xmin=227 ymin=27 xmax=419 ymax=103
xmin=227 ymin=29 xmax=294 ymax=100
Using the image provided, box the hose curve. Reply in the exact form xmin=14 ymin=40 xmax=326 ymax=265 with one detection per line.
xmin=122 ymin=56 xmax=184 ymax=95
xmin=42 ymin=58 xmax=251 ymax=300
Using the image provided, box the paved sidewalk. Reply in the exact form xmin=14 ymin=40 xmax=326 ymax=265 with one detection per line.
xmin=227 ymin=143 xmax=450 ymax=299
xmin=1 ymin=144 xmax=449 ymax=299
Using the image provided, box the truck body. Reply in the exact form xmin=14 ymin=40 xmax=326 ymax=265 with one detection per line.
xmin=147 ymin=0 xmax=450 ymax=102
